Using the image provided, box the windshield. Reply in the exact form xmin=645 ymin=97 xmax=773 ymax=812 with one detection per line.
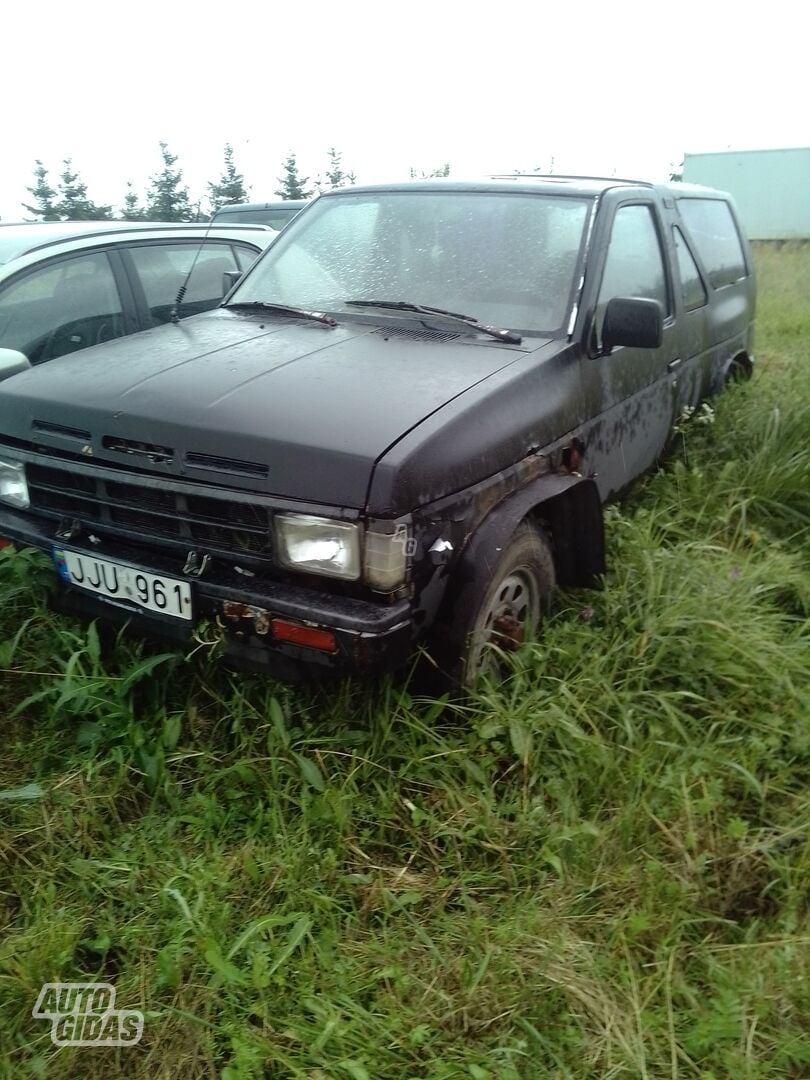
xmin=230 ymin=190 xmax=593 ymax=334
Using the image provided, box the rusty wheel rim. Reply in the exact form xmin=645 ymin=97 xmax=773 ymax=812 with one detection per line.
xmin=467 ymin=568 xmax=540 ymax=682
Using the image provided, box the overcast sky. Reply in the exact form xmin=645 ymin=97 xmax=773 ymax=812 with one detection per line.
xmin=3 ymin=0 xmax=807 ymax=220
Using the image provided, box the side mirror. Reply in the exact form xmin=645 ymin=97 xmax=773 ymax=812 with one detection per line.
xmin=222 ymin=270 xmax=242 ymax=297
xmin=602 ymin=297 xmax=663 ymax=353
xmin=0 ymin=348 xmax=30 ymax=382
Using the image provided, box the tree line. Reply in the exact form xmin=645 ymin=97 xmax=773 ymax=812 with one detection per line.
xmin=20 ymin=143 xmax=360 ymax=223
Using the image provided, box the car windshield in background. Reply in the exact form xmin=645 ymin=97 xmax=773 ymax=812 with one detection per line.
xmin=216 ymin=209 xmax=290 ymax=228
xmin=230 ymin=191 xmax=593 ymax=334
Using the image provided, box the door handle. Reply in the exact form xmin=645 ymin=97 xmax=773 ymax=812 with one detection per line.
xmin=667 ymin=357 xmax=683 ymax=372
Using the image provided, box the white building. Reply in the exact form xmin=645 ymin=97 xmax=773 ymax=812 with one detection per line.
xmin=682 ymin=147 xmax=810 ymax=240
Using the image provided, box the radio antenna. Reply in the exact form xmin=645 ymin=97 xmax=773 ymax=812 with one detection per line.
xmin=171 ymin=213 xmax=217 ymax=324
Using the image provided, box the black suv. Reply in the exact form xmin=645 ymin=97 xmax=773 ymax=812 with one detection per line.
xmin=0 ymin=178 xmax=755 ymax=687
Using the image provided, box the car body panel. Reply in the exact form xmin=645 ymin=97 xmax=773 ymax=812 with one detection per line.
xmin=0 ymin=309 xmax=529 ymax=506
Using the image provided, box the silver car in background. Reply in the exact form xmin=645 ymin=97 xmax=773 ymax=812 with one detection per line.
xmin=0 ymin=221 xmax=275 ymax=369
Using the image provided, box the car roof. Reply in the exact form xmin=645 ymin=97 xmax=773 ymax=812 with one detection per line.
xmin=213 ymin=201 xmax=307 ymax=213
xmin=314 ymin=176 xmax=731 ymax=200
xmin=0 ymin=220 xmax=276 ymax=267
xmin=316 ymin=177 xmax=639 ymax=198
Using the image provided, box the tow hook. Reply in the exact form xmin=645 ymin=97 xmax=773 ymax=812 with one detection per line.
xmin=55 ymin=517 xmax=83 ymax=542
xmin=183 ymin=551 xmax=212 ymax=577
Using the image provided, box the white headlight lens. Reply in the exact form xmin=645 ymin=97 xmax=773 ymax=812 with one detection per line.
xmin=274 ymin=514 xmax=361 ymax=580
xmin=0 ymin=458 xmax=28 ymax=509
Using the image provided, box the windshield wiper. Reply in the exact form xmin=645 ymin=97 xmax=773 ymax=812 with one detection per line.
xmin=223 ymin=301 xmax=337 ymax=327
xmin=345 ymin=299 xmax=522 ymax=344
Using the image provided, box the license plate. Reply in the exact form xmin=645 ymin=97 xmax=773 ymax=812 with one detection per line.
xmin=53 ymin=549 xmax=193 ymax=621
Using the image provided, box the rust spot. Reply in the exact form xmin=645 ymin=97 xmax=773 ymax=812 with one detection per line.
xmin=491 ymin=614 xmax=524 ymax=650
xmin=470 ymin=452 xmax=549 ymax=524
xmin=222 ymin=600 xmax=252 ymax=622
xmin=562 ymin=438 xmax=585 ymax=473
xmin=221 ymin=600 xmax=271 ymax=635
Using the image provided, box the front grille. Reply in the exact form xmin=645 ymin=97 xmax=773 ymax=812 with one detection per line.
xmin=107 ymin=480 xmax=176 ymax=513
xmin=27 ymin=462 xmax=273 ymax=560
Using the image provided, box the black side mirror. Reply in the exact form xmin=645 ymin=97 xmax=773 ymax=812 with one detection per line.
xmin=0 ymin=348 xmax=30 ymax=382
xmin=602 ymin=297 xmax=663 ymax=353
xmin=222 ymin=270 xmax=242 ymax=297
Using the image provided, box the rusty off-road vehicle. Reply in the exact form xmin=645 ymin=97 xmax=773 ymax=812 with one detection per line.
xmin=0 ymin=177 xmax=754 ymax=687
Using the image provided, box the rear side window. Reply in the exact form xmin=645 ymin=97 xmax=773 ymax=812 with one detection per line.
xmin=0 ymin=251 xmax=125 ymax=363
xmin=673 ymin=227 xmax=707 ymax=311
xmin=128 ymin=242 xmax=241 ymax=326
xmin=677 ymin=199 xmax=747 ymax=289
xmin=234 ymin=244 xmax=261 ymax=271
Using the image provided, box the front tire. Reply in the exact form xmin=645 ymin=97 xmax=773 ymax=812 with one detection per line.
xmin=427 ymin=520 xmax=556 ymax=692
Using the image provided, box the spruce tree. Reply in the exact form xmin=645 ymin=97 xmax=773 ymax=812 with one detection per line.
xmin=22 ymin=160 xmax=60 ymax=221
xmin=121 ymin=182 xmax=147 ymax=220
xmin=208 ymin=144 xmax=248 ymax=212
xmin=144 ymin=142 xmax=193 ymax=221
xmin=324 ymin=147 xmax=349 ymax=189
xmin=315 ymin=149 xmax=357 ymax=193
xmin=409 ymin=164 xmax=451 ymax=179
xmin=54 ymin=159 xmax=112 ymax=220
xmin=275 ymin=153 xmax=312 ymax=200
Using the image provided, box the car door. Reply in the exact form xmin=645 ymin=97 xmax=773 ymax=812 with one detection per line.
xmin=669 ymin=223 xmax=710 ymax=412
xmin=122 ymin=240 xmax=252 ymax=329
xmin=577 ymin=200 xmax=678 ymax=499
xmin=676 ymin=197 xmax=755 ymax=394
xmin=0 ymin=249 xmax=136 ymax=365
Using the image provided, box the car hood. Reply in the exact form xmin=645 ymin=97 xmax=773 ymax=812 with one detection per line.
xmin=0 ymin=309 xmax=527 ymax=508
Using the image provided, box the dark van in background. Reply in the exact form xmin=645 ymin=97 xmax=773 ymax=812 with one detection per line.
xmin=0 ymin=177 xmax=755 ymax=688
xmin=211 ymin=201 xmax=307 ymax=230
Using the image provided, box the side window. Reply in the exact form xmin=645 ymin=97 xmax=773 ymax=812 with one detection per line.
xmin=676 ymin=199 xmax=747 ymax=289
xmin=263 ymin=210 xmax=298 ymax=229
xmin=233 ymin=244 xmax=260 ymax=271
xmin=673 ymin=227 xmax=707 ymax=311
xmin=0 ymin=251 xmax=124 ymax=364
xmin=128 ymin=242 xmax=240 ymax=326
xmin=597 ymin=204 xmax=669 ymax=337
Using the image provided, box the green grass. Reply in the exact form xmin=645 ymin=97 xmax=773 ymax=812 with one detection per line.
xmin=0 ymin=245 xmax=808 ymax=1079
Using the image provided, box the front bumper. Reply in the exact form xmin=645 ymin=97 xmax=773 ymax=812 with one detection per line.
xmin=0 ymin=509 xmax=413 ymax=679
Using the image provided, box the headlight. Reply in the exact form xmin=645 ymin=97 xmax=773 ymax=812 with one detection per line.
xmin=0 ymin=458 xmax=28 ymax=509
xmin=274 ymin=513 xmax=361 ymax=580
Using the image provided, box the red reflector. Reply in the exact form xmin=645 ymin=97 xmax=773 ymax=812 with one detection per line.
xmin=271 ymin=619 xmax=337 ymax=653
xmin=0 ymin=538 xmax=14 ymax=550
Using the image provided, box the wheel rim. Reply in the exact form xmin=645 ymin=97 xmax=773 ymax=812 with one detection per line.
xmin=466 ymin=567 xmax=541 ymax=682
